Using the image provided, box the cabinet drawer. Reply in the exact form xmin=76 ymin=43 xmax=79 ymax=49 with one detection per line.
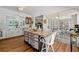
xmin=33 ymin=35 xmax=38 ymax=39
xmin=24 ymin=32 xmax=29 ymax=35
xmin=30 ymin=39 xmax=38 ymax=50
xmin=33 ymin=38 xmax=38 ymax=41
xmin=33 ymin=42 xmax=38 ymax=50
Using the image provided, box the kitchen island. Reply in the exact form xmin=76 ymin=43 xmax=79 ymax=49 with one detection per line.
xmin=24 ymin=28 xmax=52 ymax=51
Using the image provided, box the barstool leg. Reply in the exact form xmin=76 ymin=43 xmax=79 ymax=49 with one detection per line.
xmin=41 ymin=44 xmax=45 ymax=52
xmin=46 ymin=45 xmax=49 ymax=52
xmin=51 ymin=45 xmax=54 ymax=52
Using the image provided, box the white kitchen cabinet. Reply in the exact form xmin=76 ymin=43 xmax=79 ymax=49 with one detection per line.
xmin=35 ymin=15 xmax=49 ymax=31
xmin=24 ymin=31 xmax=29 ymax=43
xmin=30 ymin=39 xmax=38 ymax=50
xmin=32 ymin=41 xmax=38 ymax=50
xmin=24 ymin=31 xmax=39 ymax=50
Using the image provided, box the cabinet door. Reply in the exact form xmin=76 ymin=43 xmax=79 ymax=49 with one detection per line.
xmin=29 ymin=33 xmax=38 ymax=50
xmin=33 ymin=41 xmax=38 ymax=50
xmin=33 ymin=35 xmax=38 ymax=41
xmin=30 ymin=39 xmax=38 ymax=50
xmin=24 ymin=32 xmax=29 ymax=42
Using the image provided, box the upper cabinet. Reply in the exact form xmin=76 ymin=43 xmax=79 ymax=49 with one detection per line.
xmin=35 ymin=15 xmax=49 ymax=31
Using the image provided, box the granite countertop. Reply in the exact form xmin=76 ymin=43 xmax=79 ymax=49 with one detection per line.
xmin=24 ymin=28 xmax=52 ymax=37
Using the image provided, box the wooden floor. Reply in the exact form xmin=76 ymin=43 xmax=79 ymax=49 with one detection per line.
xmin=54 ymin=41 xmax=79 ymax=52
xmin=0 ymin=36 xmax=79 ymax=52
xmin=0 ymin=36 xmax=36 ymax=52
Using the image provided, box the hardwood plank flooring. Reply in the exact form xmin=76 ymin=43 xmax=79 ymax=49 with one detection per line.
xmin=0 ymin=36 xmax=36 ymax=52
xmin=0 ymin=36 xmax=79 ymax=52
xmin=53 ymin=41 xmax=79 ymax=52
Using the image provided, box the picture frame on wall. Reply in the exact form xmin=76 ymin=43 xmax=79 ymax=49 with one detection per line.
xmin=6 ymin=16 xmax=19 ymax=28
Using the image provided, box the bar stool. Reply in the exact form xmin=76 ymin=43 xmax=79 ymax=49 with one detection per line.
xmin=40 ymin=31 xmax=57 ymax=52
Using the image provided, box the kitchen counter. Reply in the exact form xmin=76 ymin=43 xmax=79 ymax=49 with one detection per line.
xmin=24 ymin=28 xmax=52 ymax=37
xmin=24 ymin=28 xmax=52 ymax=51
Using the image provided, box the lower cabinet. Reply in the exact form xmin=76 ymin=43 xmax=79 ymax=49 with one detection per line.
xmin=24 ymin=36 xmax=29 ymax=43
xmin=30 ymin=39 xmax=38 ymax=50
xmin=32 ymin=41 xmax=38 ymax=50
xmin=24 ymin=32 xmax=30 ymax=43
xmin=24 ymin=32 xmax=39 ymax=50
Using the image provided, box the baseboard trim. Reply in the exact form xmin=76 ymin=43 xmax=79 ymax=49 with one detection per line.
xmin=0 ymin=35 xmax=24 ymax=40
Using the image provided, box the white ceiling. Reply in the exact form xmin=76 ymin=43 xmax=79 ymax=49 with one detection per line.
xmin=1 ymin=6 xmax=79 ymax=16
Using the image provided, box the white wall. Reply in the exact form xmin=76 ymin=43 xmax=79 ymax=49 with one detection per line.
xmin=0 ymin=7 xmax=30 ymax=39
xmin=77 ymin=15 xmax=79 ymax=25
xmin=70 ymin=14 xmax=77 ymax=29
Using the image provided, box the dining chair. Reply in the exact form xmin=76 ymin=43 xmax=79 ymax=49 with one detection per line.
xmin=40 ymin=31 xmax=58 ymax=52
